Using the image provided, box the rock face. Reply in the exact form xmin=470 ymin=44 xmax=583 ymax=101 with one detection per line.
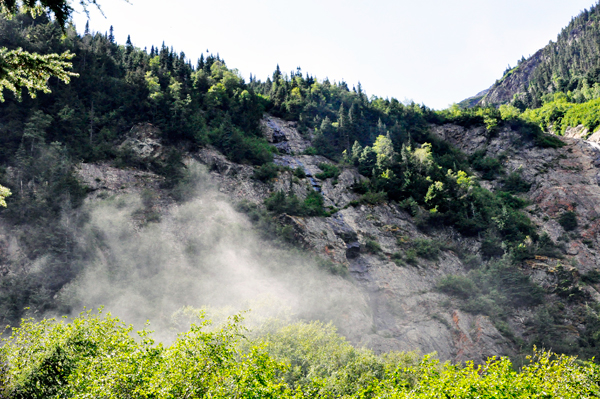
xmin=183 ymin=117 xmax=517 ymax=363
xmin=261 ymin=115 xmax=311 ymax=155
xmin=479 ymin=50 xmax=544 ymax=106
xmin=119 ymin=123 xmax=164 ymax=161
xmin=69 ymin=117 xmax=600 ymax=363
xmin=564 ymin=125 xmax=590 ymax=140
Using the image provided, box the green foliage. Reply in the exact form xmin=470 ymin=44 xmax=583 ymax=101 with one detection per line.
xmin=365 ymin=239 xmax=381 ymax=253
xmin=411 ymin=238 xmax=441 ymax=260
xmin=558 ymin=210 xmax=578 ymax=231
xmin=0 ymin=0 xmax=93 ymax=100
xmin=4 ymin=311 xmax=600 ymax=398
xmin=359 ymin=191 xmax=387 ymax=205
xmin=480 ymin=236 xmax=505 ymax=259
xmin=582 ymin=269 xmax=600 ymax=284
xmin=438 ymin=104 xmax=502 ymax=132
xmin=2 ymin=310 xmax=287 ymax=398
xmin=293 ymin=166 xmax=306 ymax=178
xmin=0 ymin=47 xmax=77 ymax=101
xmin=534 ymin=132 xmax=567 ymax=148
xmin=470 ymin=150 xmax=502 ymax=180
xmin=502 ymin=171 xmax=531 ymax=194
xmin=553 ymin=263 xmax=590 ymax=302
xmin=315 ymin=163 xmax=340 ymax=180
xmin=252 ymin=162 xmax=280 ymax=181
xmin=302 ymin=147 xmax=317 ymax=155
xmin=506 ymin=4 xmax=600 ymax=109
xmin=264 ymin=190 xmax=325 ymax=217
xmin=0 ymin=15 xmax=269 ymax=166
xmin=437 ymin=275 xmax=476 ymax=300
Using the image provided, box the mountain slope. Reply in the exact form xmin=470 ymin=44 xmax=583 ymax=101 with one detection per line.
xmin=2 ymin=12 xmax=600 ymax=366
xmin=478 ymin=2 xmax=600 ymax=108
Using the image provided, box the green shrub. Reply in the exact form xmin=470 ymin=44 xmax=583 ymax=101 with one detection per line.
xmin=437 ymin=275 xmax=477 ymax=299
xmin=536 ymin=232 xmax=563 ymax=258
xmin=480 ymin=237 xmax=505 ymax=259
xmin=264 ymin=190 xmax=326 ymax=217
xmin=359 ymin=191 xmax=388 ymax=205
xmin=558 ymin=211 xmax=578 ymax=231
xmin=535 ymin=133 xmax=566 ymax=148
xmin=582 ymin=270 xmax=600 ymax=284
xmin=252 ymin=162 xmax=280 ymax=181
xmin=293 ymin=167 xmax=306 ymax=178
xmin=315 ymin=163 xmax=340 ymax=180
xmin=4 ymin=311 xmax=600 ymax=397
xmin=405 ymin=249 xmax=418 ymax=265
xmin=470 ymin=150 xmax=502 ymax=180
xmin=502 ymin=172 xmax=531 ymax=194
xmin=365 ymin=239 xmax=381 ymax=253
xmin=316 ymin=258 xmax=347 ymax=276
xmin=412 ymin=239 xmax=441 ymax=260
xmin=303 ymin=147 xmax=317 ymax=155
xmin=391 ymin=252 xmax=404 ymax=266
xmin=303 ymin=190 xmax=325 ymax=216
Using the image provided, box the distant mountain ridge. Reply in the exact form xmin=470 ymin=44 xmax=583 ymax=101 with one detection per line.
xmin=466 ymin=2 xmax=600 ymax=108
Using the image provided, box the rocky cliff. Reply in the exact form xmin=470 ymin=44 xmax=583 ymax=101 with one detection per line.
xmin=478 ymin=50 xmax=544 ymax=106
xmin=23 ymin=115 xmax=600 ymax=363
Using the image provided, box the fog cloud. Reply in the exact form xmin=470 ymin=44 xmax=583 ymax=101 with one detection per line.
xmin=58 ymin=161 xmax=370 ymax=340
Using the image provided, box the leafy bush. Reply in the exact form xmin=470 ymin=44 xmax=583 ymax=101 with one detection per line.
xmin=252 ymin=162 xmax=280 ymax=181
xmin=412 ymin=239 xmax=441 ymax=260
xmin=535 ymin=133 xmax=566 ymax=148
xmin=535 ymin=232 xmax=563 ymax=258
xmin=315 ymin=163 xmax=340 ymax=180
xmin=359 ymin=191 xmax=388 ymax=205
xmin=405 ymin=249 xmax=418 ymax=265
xmin=470 ymin=150 xmax=502 ymax=180
xmin=582 ymin=270 xmax=600 ymax=284
xmin=480 ymin=237 xmax=505 ymax=259
xmin=365 ymin=239 xmax=381 ymax=253
xmin=437 ymin=275 xmax=477 ymax=299
xmin=264 ymin=190 xmax=325 ymax=217
xmin=502 ymin=172 xmax=531 ymax=194
xmin=558 ymin=211 xmax=578 ymax=231
xmin=293 ymin=167 xmax=306 ymax=178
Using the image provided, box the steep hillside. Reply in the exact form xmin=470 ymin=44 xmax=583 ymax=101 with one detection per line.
xmin=478 ymin=2 xmax=600 ymax=108
xmin=3 ymin=11 xmax=600 ymax=368
xmin=201 ymin=116 xmax=600 ymax=362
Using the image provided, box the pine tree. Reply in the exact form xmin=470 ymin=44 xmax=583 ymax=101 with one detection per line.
xmin=338 ymin=104 xmax=350 ymax=151
xmin=197 ymin=53 xmax=204 ymax=70
xmin=273 ymin=64 xmax=282 ymax=82
xmin=108 ymin=25 xmax=114 ymax=43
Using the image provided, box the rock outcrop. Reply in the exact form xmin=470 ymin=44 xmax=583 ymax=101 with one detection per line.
xmin=478 ymin=50 xmax=544 ymax=106
xmin=186 ymin=116 xmax=518 ymax=362
xmin=119 ymin=123 xmax=165 ymax=161
xmin=69 ymin=116 xmax=600 ymax=364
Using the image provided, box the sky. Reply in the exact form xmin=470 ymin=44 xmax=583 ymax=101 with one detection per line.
xmin=72 ymin=0 xmax=598 ymax=109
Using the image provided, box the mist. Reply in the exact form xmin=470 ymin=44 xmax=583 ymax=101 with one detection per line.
xmin=56 ymin=161 xmax=371 ymax=340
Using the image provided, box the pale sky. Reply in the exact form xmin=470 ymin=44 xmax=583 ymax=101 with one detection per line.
xmin=72 ymin=0 xmax=598 ymax=109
